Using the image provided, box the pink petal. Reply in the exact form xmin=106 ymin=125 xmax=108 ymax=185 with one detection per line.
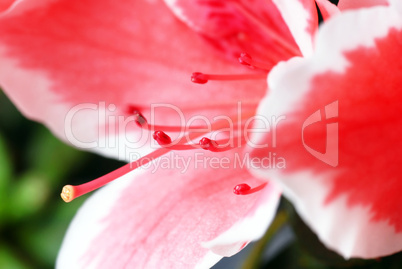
xmin=249 ymin=5 xmax=402 ymax=258
xmin=164 ymin=0 xmax=301 ymax=64
xmin=203 ymin=183 xmax=281 ymax=256
xmin=272 ymin=0 xmax=318 ymax=56
xmin=338 ymin=0 xmax=389 ymax=10
xmin=315 ymin=0 xmax=340 ymax=20
xmin=57 ymin=149 xmax=281 ymax=268
xmin=0 ymin=0 xmax=267 ymax=159
xmin=0 ymin=0 xmax=13 ymax=12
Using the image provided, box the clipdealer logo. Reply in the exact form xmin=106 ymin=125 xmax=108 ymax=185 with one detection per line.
xmin=302 ymin=101 xmax=339 ymax=167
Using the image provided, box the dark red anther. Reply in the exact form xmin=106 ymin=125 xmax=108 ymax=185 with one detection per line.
xmin=132 ymin=111 xmax=147 ymax=127
xmin=125 ymin=105 xmax=147 ymax=127
xmin=153 ymin=131 xmax=172 ymax=146
xmin=199 ymin=137 xmax=211 ymax=150
xmin=191 ymin=72 xmax=208 ymax=84
xmin=233 ymin=184 xmax=251 ymax=195
xmin=238 ymin=53 xmax=252 ymax=67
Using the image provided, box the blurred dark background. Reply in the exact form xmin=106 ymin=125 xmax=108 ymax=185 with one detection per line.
xmin=0 ymin=90 xmax=126 ymax=268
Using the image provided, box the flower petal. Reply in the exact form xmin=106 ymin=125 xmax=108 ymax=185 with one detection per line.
xmin=203 ymin=182 xmax=281 ymax=256
xmin=57 ymin=149 xmax=280 ymax=268
xmin=164 ymin=0 xmax=301 ymax=63
xmin=338 ymin=0 xmax=389 ymax=10
xmin=249 ymin=4 xmax=402 ymax=258
xmin=272 ymin=0 xmax=318 ymax=56
xmin=0 ymin=0 xmax=13 ymax=13
xmin=315 ymin=0 xmax=340 ymax=20
xmin=0 ymin=0 xmax=267 ymax=160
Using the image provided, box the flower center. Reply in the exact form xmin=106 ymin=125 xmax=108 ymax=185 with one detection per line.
xmin=61 ymin=53 xmax=270 ymax=203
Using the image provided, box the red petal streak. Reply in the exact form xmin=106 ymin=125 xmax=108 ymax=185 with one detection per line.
xmin=254 ymin=28 xmax=402 ymax=231
xmin=165 ymin=0 xmax=299 ymax=64
xmin=0 ymin=0 xmax=266 ymax=137
xmin=0 ymin=0 xmax=14 ymax=13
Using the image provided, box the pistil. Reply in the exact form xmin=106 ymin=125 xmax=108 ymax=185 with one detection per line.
xmin=60 ymin=148 xmax=170 ymax=202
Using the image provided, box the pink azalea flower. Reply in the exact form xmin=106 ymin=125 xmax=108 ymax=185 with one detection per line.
xmin=0 ymin=0 xmax=321 ymax=267
xmin=249 ymin=0 xmax=402 ymax=260
xmin=0 ymin=0 xmax=399 ymax=268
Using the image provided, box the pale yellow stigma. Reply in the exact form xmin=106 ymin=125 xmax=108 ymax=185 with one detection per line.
xmin=60 ymin=185 xmax=74 ymax=203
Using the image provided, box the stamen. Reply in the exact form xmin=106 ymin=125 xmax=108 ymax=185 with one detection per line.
xmin=238 ymin=53 xmax=252 ymax=67
xmin=128 ymin=109 xmax=207 ymax=133
xmin=152 ymin=131 xmax=198 ymax=150
xmin=153 ymin=131 xmax=172 ymax=145
xmin=153 ymin=132 xmax=243 ymax=152
xmin=128 ymin=107 xmax=255 ymax=134
xmin=142 ymin=123 xmax=207 ymax=133
xmin=132 ymin=110 xmax=147 ymax=127
xmin=199 ymin=137 xmax=220 ymax=152
xmin=198 ymin=137 xmax=245 ymax=152
xmin=61 ymin=110 xmax=255 ymax=202
xmin=238 ymin=53 xmax=273 ymax=71
xmin=233 ymin=182 xmax=268 ymax=195
xmin=191 ymin=72 xmax=266 ymax=84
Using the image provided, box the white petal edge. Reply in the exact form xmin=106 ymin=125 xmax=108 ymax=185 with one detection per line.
xmin=0 ymin=45 xmax=70 ymax=140
xmin=163 ymin=0 xmax=200 ymax=32
xmin=195 ymin=252 xmax=223 ymax=269
xmin=252 ymin=169 xmax=402 ymax=258
xmin=312 ymin=5 xmax=401 ymax=73
xmin=202 ymin=181 xmax=282 ymax=257
xmin=390 ymin=0 xmax=402 ymax=11
xmin=315 ymin=0 xmax=340 ymax=20
xmin=272 ymin=0 xmax=315 ymax=57
xmin=0 ymin=45 xmax=152 ymax=162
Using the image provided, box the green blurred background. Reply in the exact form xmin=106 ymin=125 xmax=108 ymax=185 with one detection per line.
xmin=0 ymin=90 xmax=125 ymax=268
